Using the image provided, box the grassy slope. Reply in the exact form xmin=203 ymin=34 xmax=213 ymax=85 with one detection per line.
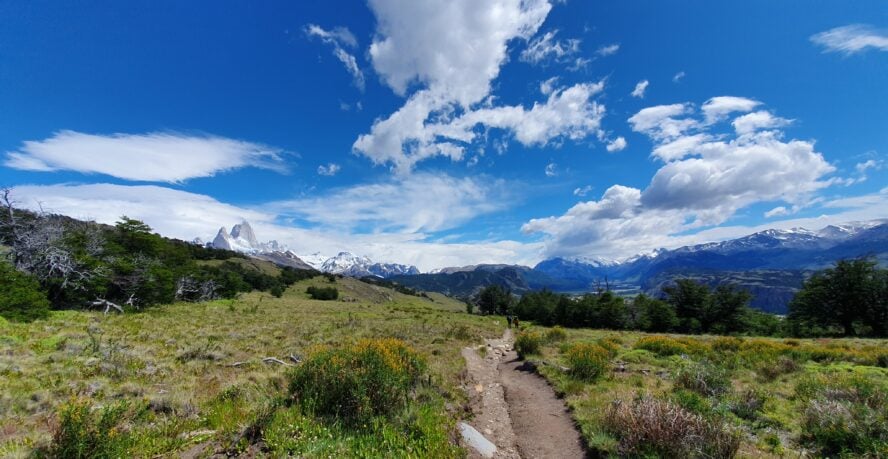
xmin=522 ymin=327 xmax=887 ymax=457
xmin=0 ymin=276 xmax=503 ymax=457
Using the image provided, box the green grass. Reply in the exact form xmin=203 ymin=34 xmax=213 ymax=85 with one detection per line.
xmin=523 ymin=326 xmax=888 ymax=458
xmin=0 ymin=276 xmax=502 ymax=457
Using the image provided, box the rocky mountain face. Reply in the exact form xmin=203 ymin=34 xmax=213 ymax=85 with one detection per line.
xmin=202 ymin=222 xmax=419 ymax=278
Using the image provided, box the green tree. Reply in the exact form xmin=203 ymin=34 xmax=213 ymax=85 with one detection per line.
xmin=663 ymin=279 xmax=710 ymax=333
xmin=635 ymin=294 xmax=678 ymax=332
xmin=789 ymin=258 xmax=886 ymax=337
xmin=477 ymin=284 xmax=513 ymax=315
xmin=0 ymin=262 xmax=50 ymax=322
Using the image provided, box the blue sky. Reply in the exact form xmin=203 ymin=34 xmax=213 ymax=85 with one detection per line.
xmin=1 ymin=0 xmax=886 ymax=270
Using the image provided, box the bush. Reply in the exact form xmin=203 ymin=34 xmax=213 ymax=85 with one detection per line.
xmin=306 ymin=286 xmax=339 ymax=300
xmin=634 ymin=336 xmax=706 ymax=357
xmin=0 ymin=262 xmax=50 ymax=322
xmin=729 ymin=388 xmax=767 ymax=420
xmin=795 ymin=372 xmax=888 ymax=456
xmin=603 ymin=396 xmax=740 ymax=458
xmin=596 ymin=336 xmax=622 ymax=357
xmin=710 ymin=336 xmax=744 ymax=353
xmin=288 ymin=338 xmax=425 ymax=424
xmin=514 ymin=331 xmax=543 ymax=358
xmin=544 ymin=326 xmax=567 ymax=343
xmin=756 ymin=355 xmax=799 ymax=381
xmin=673 ymin=361 xmax=731 ymax=397
xmin=45 ymin=398 xmax=132 ymax=458
xmin=564 ymin=343 xmax=610 ymax=381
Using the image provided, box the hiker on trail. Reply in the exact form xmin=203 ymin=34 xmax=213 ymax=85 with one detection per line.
xmin=506 ymin=315 xmax=513 ymax=328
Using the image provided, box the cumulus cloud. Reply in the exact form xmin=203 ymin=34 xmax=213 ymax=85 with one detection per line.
xmin=596 ymin=43 xmax=620 ymax=57
xmin=305 ymin=24 xmax=365 ymax=90
xmin=3 ymin=130 xmax=286 ymax=183
xmin=606 ymin=136 xmax=627 ymax=152
xmin=520 ymin=30 xmax=581 ymax=65
xmin=523 ymin=96 xmax=841 ymax=258
xmin=317 ymin=163 xmax=341 ymax=176
xmin=354 ymin=0 xmax=609 ymax=172
xmin=631 ymin=80 xmax=649 ymax=98
xmin=811 ymin=24 xmax=888 ymax=55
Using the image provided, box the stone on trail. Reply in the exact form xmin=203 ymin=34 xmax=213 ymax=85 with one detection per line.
xmin=459 ymin=421 xmax=497 ymax=458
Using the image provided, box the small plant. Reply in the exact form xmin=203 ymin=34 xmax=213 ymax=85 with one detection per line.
xmin=306 ymin=286 xmax=339 ymax=300
xmin=673 ymin=361 xmax=731 ymax=397
xmin=45 ymin=398 xmax=132 ymax=458
xmin=514 ymin=331 xmax=542 ymax=358
xmin=756 ymin=355 xmax=799 ymax=381
xmin=563 ymin=342 xmax=610 ymax=381
xmin=544 ymin=326 xmax=567 ymax=343
xmin=596 ymin=336 xmax=622 ymax=357
xmin=603 ymin=396 xmax=740 ymax=458
xmin=710 ymin=336 xmax=744 ymax=353
xmin=288 ymin=338 xmax=425 ymax=424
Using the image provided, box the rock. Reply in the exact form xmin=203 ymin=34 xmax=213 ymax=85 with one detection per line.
xmin=458 ymin=422 xmax=497 ymax=458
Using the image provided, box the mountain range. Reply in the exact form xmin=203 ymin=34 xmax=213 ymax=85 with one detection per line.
xmin=199 ymin=219 xmax=887 ymax=313
xmin=390 ymin=220 xmax=888 ymax=314
xmin=201 ymin=221 xmax=420 ymax=277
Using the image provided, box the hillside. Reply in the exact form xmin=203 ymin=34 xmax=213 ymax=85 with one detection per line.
xmin=0 ymin=275 xmax=501 ymax=457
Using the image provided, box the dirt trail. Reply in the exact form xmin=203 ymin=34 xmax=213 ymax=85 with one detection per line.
xmin=460 ymin=329 xmax=585 ymax=459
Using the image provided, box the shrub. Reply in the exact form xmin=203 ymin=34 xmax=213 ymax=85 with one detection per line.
xmin=635 ymin=336 xmax=706 ymax=357
xmin=729 ymin=388 xmax=767 ymax=420
xmin=544 ymin=326 xmax=567 ymax=343
xmin=710 ymin=336 xmax=744 ymax=353
xmin=288 ymin=338 xmax=425 ymax=424
xmin=795 ymin=372 xmax=888 ymax=455
xmin=596 ymin=336 xmax=622 ymax=357
xmin=673 ymin=361 xmax=731 ymax=397
xmin=0 ymin=262 xmax=50 ymax=322
xmin=306 ymin=286 xmax=339 ymax=301
xmin=756 ymin=355 xmax=799 ymax=381
xmin=603 ymin=396 xmax=740 ymax=458
xmin=45 ymin=398 xmax=132 ymax=458
xmin=563 ymin=343 xmax=610 ymax=381
xmin=514 ymin=331 xmax=542 ymax=358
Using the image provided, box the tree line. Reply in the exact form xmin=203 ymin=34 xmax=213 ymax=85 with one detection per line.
xmin=1 ymin=190 xmax=317 ymax=321
xmin=474 ymin=258 xmax=887 ymax=338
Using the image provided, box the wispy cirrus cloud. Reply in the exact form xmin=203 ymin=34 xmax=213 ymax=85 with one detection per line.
xmin=811 ymin=24 xmax=888 ymax=55
xmin=305 ymin=24 xmax=365 ymax=90
xmin=4 ymin=130 xmax=287 ymax=183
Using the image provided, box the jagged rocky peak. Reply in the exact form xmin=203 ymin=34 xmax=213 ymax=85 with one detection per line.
xmin=230 ymin=220 xmax=259 ymax=247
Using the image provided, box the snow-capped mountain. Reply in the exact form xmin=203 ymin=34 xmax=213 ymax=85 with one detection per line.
xmin=206 ymin=221 xmax=313 ymax=270
xmin=320 ymin=252 xmax=419 ymax=278
xmin=299 ymin=252 xmax=328 ymax=270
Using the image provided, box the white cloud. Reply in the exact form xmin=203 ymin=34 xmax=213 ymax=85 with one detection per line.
xmin=605 ymin=136 xmax=627 ymax=152
xmin=545 ymin=162 xmax=557 ymax=177
xmin=811 ymin=24 xmax=888 ymax=55
xmin=731 ymin=110 xmax=791 ymax=135
xmin=267 ymin=173 xmax=509 ymax=234
xmin=573 ymin=185 xmax=593 ymax=197
xmin=631 ymin=80 xmax=649 ymax=98
xmin=701 ymin=96 xmax=760 ymax=124
xmin=354 ymin=0 xmax=609 ymax=172
xmin=524 ymin=96 xmax=842 ymax=258
xmin=7 ymin=181 xmax=536 ymax=271
xmin=856 ymin=159 xmax=882 ymax=174
xmin=305 ymin=24 xmax=365 ymax=90
xmin=672 ymin=71 xmax=685 ymax=83
xmin=520 ymin=30 xmax=581 ymax=65
xmin=539 ymin=76 xmax=560 ymax=95
xmin=596 ymin=43 xmax=620 ymax=57
xmin=317 ymin=163 xmax=341 ymax=176
xmin=764 ymin=206 xmax=789 ymax=218
xmin=3 ymin=130 xmax=286 ymax=183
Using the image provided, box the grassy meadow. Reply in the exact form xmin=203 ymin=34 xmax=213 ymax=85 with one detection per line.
xmin=0 ymin=275 xmax=502 ymax=457
xmin=517 ymin=326 xmax=888 ymax=458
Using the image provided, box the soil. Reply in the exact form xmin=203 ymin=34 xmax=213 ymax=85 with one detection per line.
xmin=461 ymin=329 xmax=586 ymax=459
